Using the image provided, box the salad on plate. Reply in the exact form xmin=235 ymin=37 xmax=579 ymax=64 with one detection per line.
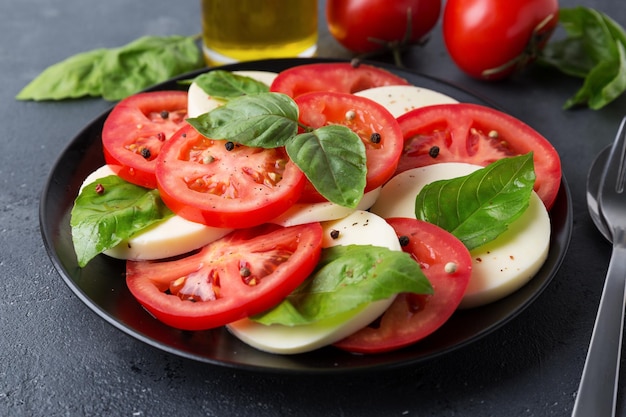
xmin=69 ymin=61 xmax=562 ymax=355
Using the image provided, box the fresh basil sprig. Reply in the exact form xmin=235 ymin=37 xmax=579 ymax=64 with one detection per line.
xmin=71 ymin=175 xmax=174 ymax=267
xmin=251 ymin=244 xmax=433 ymax=326
xmin=190 ymin=70 xmax=270 ymax=101
xmin=415 ymin=153 xmax=536 ymax=250
xmin=16 ymin=35 xmax=204 ymax=102
xmin=187 ymin=92 xmax=367 ymax=208
xmin=539 ymin=7 xmax=626 ymax=109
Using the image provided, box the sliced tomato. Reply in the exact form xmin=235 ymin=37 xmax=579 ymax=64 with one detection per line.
xmin=334 ymin=217 xmax=472 ymax=354
xmin=156 ymin=124 xmax=305 ymax=228
xmin=102 ymin=90 xmax=188 ymax=189
xmin=396 ymin=103 xmax=562 ymax=209
xmin=295 ymin=91 xmax=404 ymax=202
xmin=126 ymin=222 xmax=324 ymax=331
xmin=270 ymin=62 xmax=410 ymax=98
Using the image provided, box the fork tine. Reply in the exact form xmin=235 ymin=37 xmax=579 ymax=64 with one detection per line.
xmin=600 ymin=115 xmax=626 ymax=197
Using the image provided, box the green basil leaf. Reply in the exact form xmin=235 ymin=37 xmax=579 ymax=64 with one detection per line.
xmin=192 ymin=70 xmax=270 ymax=101
xmin=286 ymin=125 xmax=366 ymax=208
xmin=539 ymin=6 xmax=626 ymax=109
xmin=187 ymin=92 xmax=299 ymax=147
xmin=99 ymin=35 xmax=204 ymax=101
xmin=17 ymin=35 xmax=204 ymax=102
xmin=251 ymin=245 xmax=432 ymax=326
xmin=70 ymin=175 xmax=174 ymax=267
xmin=16 ymin=48 xmax=107 ymax=100
xmin=415 ymin=153 xmax=535 ymax=250
xmin=563 ymin=40 xmax=626 ymax=110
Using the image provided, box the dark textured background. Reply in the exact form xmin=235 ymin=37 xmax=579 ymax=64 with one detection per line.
xmin=2 ymin=0 xmax=626 ymax=415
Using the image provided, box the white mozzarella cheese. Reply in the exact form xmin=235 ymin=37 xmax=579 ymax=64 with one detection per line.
xmin=355 ymin=85 xmax=459 ymax=118
xmin=187 ymin=70 xmax=279 ymax=118
xmin=79 ymin=165 xmax=232 ymax=260
xmin=370 ymin=163 xmax=551 ymax=308
xmin=269 ymin=186 xmax=381 ymax=227
xmin=227 ymin=210 xmax=400 ymax=354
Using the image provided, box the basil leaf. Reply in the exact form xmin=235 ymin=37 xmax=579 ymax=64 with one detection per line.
xmin=251 ymin=245 xmax=432 ymax=326
xmin=16 ymin=35 xmax=204 ymax=102
xmin=415 ymin=154 xmax=535 ymax=250
xmin=187 ymin=92 xmax=299 ymax=147
xmin=16 ymin=48 xmax=107 ymax=100
xmin=192 ymin=70 xmax=270 ymax=101
xmin=99 ymin=35 xmax=204 ymax=101
xmin=539 ymin=7 xmax=626 ymax=109
xmin=286 ymin=125 xmax=367 ymax=208
xmin=70 ymin=175 xmax=174 ymax=267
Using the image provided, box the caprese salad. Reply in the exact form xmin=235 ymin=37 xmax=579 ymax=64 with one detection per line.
xmin=70 ymin=62 xmax=561 ymax=355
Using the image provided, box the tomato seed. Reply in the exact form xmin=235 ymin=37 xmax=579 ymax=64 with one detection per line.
xmin=488 ymin=130 xmax=499 ymax=138
xmin=345 ymin=110 xmax=356 ymax=121
xmin=428 ymin=146 xmax=440 ymax=158
xmin=370 ymin=132 xmax=381 ymax=143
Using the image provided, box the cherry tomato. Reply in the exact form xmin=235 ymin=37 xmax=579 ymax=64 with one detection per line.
xmin=270 ymin=62 xmax=409 ymax=98
xmin=294 ymin=91 xmax=404 ymax=202
xmin=334 ymin=217 xmax=472 ymax=354
xmin=326 ymin=0 xmax=441 ymax=54
xmin=102 ymin=91 xmax=188 ymax=189
xmin=443 ymin=0 xmax=559 ymax=80
xmin=155 ymin=124 xmax=305 ymax=228
xmin=126 ymin=222 xmax=323 ymax=331
xmin=395 ymin=103 xmax=561 ymax=209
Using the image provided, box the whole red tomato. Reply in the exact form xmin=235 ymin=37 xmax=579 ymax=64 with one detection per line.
xmin=326 ymin=0 xmax=441 ymax=54
xmin=443 ymin=0 xmax=559 ymax=80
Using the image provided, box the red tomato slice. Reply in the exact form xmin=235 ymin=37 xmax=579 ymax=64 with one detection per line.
xmin=334 ymin=217 xmax=472 ymax=354
xmin=102 ymin=91 xmax=188 ymax=189
xmin=396 ymin=103 xmax=562 ymax=209
xmin=270 ymin=62 xmax=410 ymax=98
xmin=156 ymin=124 xmax=305 ymax=228
xmin=126 ymin=222 xmax=324 ymax=331
xmin=295 ymin=91 xmax=404 ymax=203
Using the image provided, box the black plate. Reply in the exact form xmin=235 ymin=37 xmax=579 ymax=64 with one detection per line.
xmin=39 ymin=58 xmax=573 ymax=374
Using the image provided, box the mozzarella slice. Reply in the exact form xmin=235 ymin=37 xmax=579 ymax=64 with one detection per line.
xmin=355 ymin=85 xmax=458 ymax=118
xmin=187 ymin=70 xmax=279 ymax=118
xmin=269 ymin=186 xmax=381 ymax=227
xmin=370 ymin=163 xmax=551 ymax=309
xmin=227 ymin=210 xmax=400 ymax=354
xmin=79 ymin=165 xmax=232 ymax=260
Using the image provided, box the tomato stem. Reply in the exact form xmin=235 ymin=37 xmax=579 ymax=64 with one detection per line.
xmin=355 ymin=8 xmax=429 ymax=68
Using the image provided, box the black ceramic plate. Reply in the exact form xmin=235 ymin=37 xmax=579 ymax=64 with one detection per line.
xmin=40 ymin=58 xmax=573 ymax=374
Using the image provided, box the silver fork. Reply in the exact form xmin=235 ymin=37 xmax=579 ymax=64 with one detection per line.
xmin=573 ymin=116 xmax=626 ymax=417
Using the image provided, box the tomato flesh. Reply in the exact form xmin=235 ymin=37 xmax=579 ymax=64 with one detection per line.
xmin=126 ymin=222 xmax=324 ymax=331
xmin=334 ymin=217 xmax=472 ymax=354
xmin=156 ymin=124 xmax=305 ymax=228
xmin=396 ymin=103 xmax=561 ymax=209
xmin=102 ymin=91 xmax=188 ymax=189
xmin=270 ymin=62 xmax=409 ymax=98
xmin=295 ymin=91 xmax=404 ymax=202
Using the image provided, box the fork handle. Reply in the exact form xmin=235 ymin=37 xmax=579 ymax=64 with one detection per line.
xmin=572 ymin=243 xmax=626 ymax=417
